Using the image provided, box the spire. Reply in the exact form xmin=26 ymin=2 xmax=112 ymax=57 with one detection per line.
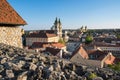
xmin=54 ymin=17 xmax=58 ymax=24
xmin=58 ymin=18 xmax=61 ymax=25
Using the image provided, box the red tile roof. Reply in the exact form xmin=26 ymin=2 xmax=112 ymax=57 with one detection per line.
xmin=104 ymin=53 xmax=115 ymax=64
xmin=0 ymin=0 xmax=27 ymax=26
xmin=31 ymin=42 xmax=65 ymax=49
xmin=51 ymin=43 xmax=65 ymax=48
xmin=27 ymin=31 xmax=57 ymax=38
xmin=31 ymin=42 xmax=51 ymax=48
xmin=71 ymin=46 xmax=88 ymax=59
xmin=46 ymin=47 xmax=61 ymax=56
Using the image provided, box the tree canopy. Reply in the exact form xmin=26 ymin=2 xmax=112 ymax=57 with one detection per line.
xmin=108 ymin=62 xmax=120 ymax=71
xmin=58 ymin=38 xmax=66 ymax=45
xmin=85 ymin=35 xmax=93 ymax=44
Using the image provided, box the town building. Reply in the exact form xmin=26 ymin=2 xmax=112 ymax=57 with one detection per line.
xmin=66 ymin=42 xmax=80 ymax=52
xmin=26 ymin=30 xmax=59 ymax=46
xmin=71 ymin=45 xmax=89 ymax=59
xmin=45 ymin=47 xmax=63 ymax=58
xmin=63 ymin=31 xmax=69 ymax=42
xmin=70 ymin=45 xmax=116 ymax=68
xmin=0 ymin=0 xmax=26 ymax=48
xmin=85 ymin=42 xmax=120 ymax=57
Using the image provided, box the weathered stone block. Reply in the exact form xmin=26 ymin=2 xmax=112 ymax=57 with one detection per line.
xmin=0 ymin=65 xmax=4 ymax=73
xmin=1 ymin=58 xmax=7 ymax=64
xmin=6 ymin=70 xmax=14 ymax=78
xmin=29 ymin=63 xmax=37 ymax=71
xmin=17 ymin=71 xmax=28 ymax=80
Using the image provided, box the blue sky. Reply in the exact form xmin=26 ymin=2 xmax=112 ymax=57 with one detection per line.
xmin=8 ymin=0 xmax=120 ymax=30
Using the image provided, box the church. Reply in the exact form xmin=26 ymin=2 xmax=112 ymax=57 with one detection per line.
xmin=51 ymin=17 xmax=62 ymax=38
xmin=26 ymin=17 xmax=63 ymax=46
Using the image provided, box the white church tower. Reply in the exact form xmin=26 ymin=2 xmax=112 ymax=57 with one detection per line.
xmin=51 ymin=17 xmax=62 ymax=39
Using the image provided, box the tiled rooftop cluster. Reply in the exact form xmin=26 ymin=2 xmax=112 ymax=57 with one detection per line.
xmin=27 ymin=30 xmax=57 ymax=38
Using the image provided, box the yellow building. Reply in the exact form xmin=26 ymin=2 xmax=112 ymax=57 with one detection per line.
xmin=26 ymin=30 xmax=59 ymax=46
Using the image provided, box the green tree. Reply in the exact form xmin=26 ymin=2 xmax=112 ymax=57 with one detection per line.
xmin=116 ymin=34 xmax=120 ymax=39
xmin=58 ymin=38 xmax=65 ymax=45
xmin=89 ymin=73 xmax=97 ymax=79
xmin=108 ymin=62 xmax=120 ymax=71
xmin=85 ymin=35 xmax=93 ymax=44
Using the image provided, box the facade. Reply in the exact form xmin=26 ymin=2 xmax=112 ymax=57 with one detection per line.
xmin=93 ymin=42 xmax=120 ymax=57
xmin=84 ymin=42 xmax=120 ymax=57
xmin=96 ymin=46 xmax=120 ymax=52
xmin=26 ymin=31 xmax=59 ymax=46
xmin=111 ymin=38 xmax=120 ymax=45
xmin=63 ymin=31 xmax=69 ymax=42
xmin=69 ymin=36 xmax=80 ymax=42
xmin=0 ymin=0 xmax=26 ymax=48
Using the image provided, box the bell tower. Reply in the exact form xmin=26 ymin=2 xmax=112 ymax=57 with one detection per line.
xmin=51 ymin=17 xmax=62 ymax=39
xmin=58 ymin=18 xmax=62 ymax=38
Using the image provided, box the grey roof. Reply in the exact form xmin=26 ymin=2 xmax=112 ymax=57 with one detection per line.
xmin=71 ymin=54 xmax=101 ymax=68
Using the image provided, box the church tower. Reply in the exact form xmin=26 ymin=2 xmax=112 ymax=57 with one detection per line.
xmin=51 ymin=17 xmax=62 ymax=39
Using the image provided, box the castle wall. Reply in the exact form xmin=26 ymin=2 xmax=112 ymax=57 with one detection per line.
xmin=0 ymin=26 xmax=23 ymax=48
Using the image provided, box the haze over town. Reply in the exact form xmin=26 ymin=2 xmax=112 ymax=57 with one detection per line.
xmin=8 ymin=0 xmax=120 ymax=30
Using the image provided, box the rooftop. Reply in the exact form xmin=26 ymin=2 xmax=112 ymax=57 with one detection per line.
xmin=71 ymin=45 xmax=88 ymax=59
xmin=27 ymin=30 xmax=57 ymax=38
xmin=31 ymin=42 xmax=65 ymax=49
xmin=46 ymin=47 xmax=61 ymax=56
xmin=0 ymin=0 xmax=26 ymax=26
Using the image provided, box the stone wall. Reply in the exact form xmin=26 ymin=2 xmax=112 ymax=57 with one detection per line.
xmin=0 ymin=26 xmax=23 ymax=48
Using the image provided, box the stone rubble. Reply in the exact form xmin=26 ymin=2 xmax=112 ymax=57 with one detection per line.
xmin=0 ymin=43 xmax=120 ymax=80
